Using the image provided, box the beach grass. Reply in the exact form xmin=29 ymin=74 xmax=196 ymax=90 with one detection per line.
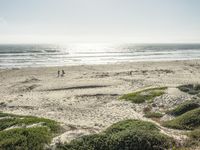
xmin=167 ymin=100 xmax=199 ymax=116
xmin=56 ymin=119 xmax=174 ymax=150
xmin=0 ymin=127 xmax=51 ymax=150
xmin=120 ymin=87 xmax=167 ymax=103
xmin=162 ymin=108 xmax=200 ymax=130
xmin=144 ymin=112 xmax=164 ymax=118
xmin=0 ymin=112 xmax=61 ymax=150
xmin=178 ymin=84 xmax=200 ymax=95
xmin=0 ymin=115 xmax=60 ymax=133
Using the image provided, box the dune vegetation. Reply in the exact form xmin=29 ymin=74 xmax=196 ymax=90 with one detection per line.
xmin=178 ymin=84 xmax=200 ymax=95
xmin=163 ymin=108 xmax=200 ymax=130
xmin=56 ymin=119 xmax=174 ymax=150
xmin=144 ymin=112 xmax=164 ymax=118
xmin=120 ymin=87 xmax=167 ymax=104
xmin=0 ymin=112 xmax=61 ymax=150
xmin=167 ymin=100 xmax=199 ymax=116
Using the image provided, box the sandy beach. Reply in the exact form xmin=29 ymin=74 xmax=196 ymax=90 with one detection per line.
xmin=1 ymin=59 xmax=200 ymax=144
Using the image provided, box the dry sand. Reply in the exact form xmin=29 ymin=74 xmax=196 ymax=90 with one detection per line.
xmin=1 ymin=59 xmax=200 ymax=143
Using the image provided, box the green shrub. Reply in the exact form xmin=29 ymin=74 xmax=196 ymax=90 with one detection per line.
xmin=0 ymin=127 xmax=51 ymax=150
xmin=17 ymin=116 xmax=61 ymax=133
xmin=167 ymin=101 xmax=199 ymax=116
xmin=144 ymin=112 xmax=164 ymax=118
xmin=57 ymin=119 xmax=174 ymax=150
xmin=178 ymin=84 xmax=200 ymax=95
xmin=163 ymin=108 xmax=200 ymax=130
xmin=0 ymin=115 xmax=60 ymax=133
xmin=120 ymin=87 xmax=167 ymax=104
xmin=104 ymin=119 xmax=159 ymax=134
xmin=0 ymin=112 xmax=62 ymax=150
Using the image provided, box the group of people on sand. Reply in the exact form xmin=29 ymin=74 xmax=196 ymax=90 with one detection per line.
xmin=57 ymin=69 xmax=65 ymax=77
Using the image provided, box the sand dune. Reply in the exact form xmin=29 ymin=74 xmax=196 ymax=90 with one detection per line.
xmin=1 ymin=60 xmax=200 ymax=144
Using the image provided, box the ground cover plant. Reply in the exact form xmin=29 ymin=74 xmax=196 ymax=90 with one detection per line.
xmin=0 ymin=112 xmax=61 ymax=150
xmin=178 ymin=84 xmax=200 ymax=95
xmin=144 ymin=112 xmax=164 ymax=118
xmin=167 ymin=100 xmax=199 ymax=116
xmin=163 ymin=108 xmax=200 ymax=130
xmin=120 ymin=87 xmax=167 ymax=104
xmin=56 ymin=119 xmax=174 ymax=150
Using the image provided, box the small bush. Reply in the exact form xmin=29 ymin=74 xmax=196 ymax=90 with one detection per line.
xmin=104 ymin=119 xmax=159 ymax=134
xmin=144 ymin=112 xmax=164 ymax=118
xmin=57 ymin=119 xmax=174 ymax=150
xmin=120 ymin=87 xmax=167 ymax=104
xmin=167 ymin=101 xmax=199 ymax=116
xmin=178 ymin=84 xmax=200 ymax=95
xmin=0 ymin=112 xmax=61 ymax=150
xmin=163 ymin=108 xmax=200 ymax=130
xmin=0 ymin=127 xmax=51 ymax=150
xmin=18 ymin=116 xmax=61 ymax=133
xmin=0 ymin=115 xmax=60 ymax=133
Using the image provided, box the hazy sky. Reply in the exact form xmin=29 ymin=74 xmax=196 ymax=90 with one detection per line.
xmin=0 ymin=0 xmax=200 ymax=43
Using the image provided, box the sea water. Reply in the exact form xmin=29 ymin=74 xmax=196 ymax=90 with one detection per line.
xmin=1 ymin=43 xmax=200 ymax=68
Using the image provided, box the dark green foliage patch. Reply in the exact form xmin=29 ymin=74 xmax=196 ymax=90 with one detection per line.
xmin=163 ymin=108 xmax=200 ymax=130
xmin=178 ymin=84 xmax=200 ymax=95
xmin=0 ymin=112 xmax=61 ymax=150
xmin=57 ymin=119 xmax=174 ymax=150
xmin=167 ymin=100 xmax=199 ymax=116
xmin=0 ymin=127 xmax=51 ymax=150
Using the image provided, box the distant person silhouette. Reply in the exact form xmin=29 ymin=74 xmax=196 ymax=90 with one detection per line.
xmin=57 ymin=70 xmax=60 ymax=77
xmin=61 ymin=70 xmax=65 ymax=77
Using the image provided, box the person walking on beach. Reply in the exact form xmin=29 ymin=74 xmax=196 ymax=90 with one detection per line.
xmin=61 ymin=69 xmax=65 ymax=77
xmin=57 ymin=70 xmax=60 ymax=77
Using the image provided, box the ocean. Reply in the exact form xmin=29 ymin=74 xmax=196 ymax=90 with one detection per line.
xmin=1 ymin=43 xmax=200 ymax=68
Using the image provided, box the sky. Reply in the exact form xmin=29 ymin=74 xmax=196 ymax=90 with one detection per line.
xmin=0 ymin=0 xmax=200 ymax=44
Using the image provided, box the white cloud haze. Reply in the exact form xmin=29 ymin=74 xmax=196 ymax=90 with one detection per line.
xmin=0 ymin=0 xmax=200 ymax=44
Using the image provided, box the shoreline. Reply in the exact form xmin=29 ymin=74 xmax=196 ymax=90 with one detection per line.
xmin=1 ymin=58 xmax=200 ymax=70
